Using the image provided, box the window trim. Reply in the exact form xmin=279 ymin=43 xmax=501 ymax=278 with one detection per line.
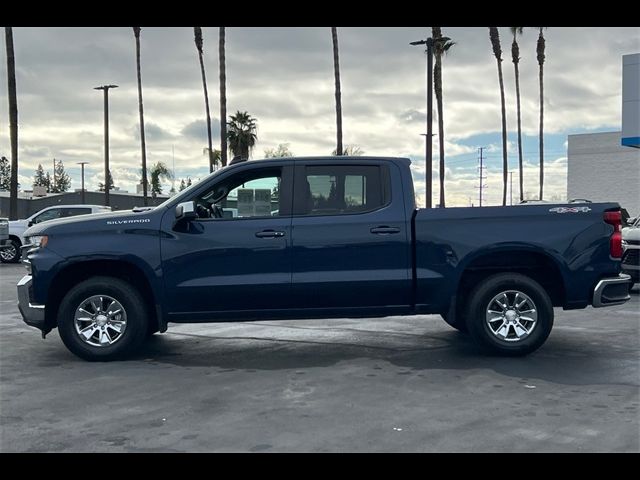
xmin=292 ymin=163 xmax=391 ymax=218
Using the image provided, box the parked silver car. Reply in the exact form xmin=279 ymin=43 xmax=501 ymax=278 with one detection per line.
xmin=622 ymin=216 xmax=640 ymax=291
xmin=1 ymin=205 xmax=111 ymax=263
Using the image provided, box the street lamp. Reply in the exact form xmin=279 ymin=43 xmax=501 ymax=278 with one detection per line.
xmin=77 ymin=162 xmax=89 ymax=204
xmin=411 ymin=37 xmax=434 ymax=209
xmin=94 ymin=84 xmax=118 ymax=207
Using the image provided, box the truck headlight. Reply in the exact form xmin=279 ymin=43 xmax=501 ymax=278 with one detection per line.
xmin=26 ymin=235 xmax=48 ymax=248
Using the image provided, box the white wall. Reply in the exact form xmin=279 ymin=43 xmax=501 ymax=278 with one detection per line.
xmin=567 ymin=131 xmax=640 ymax=217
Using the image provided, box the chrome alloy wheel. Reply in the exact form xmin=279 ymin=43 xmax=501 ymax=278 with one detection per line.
xmin=74 ymin=295 xmax=127 ymax=347
xmin=485 ymin=290 xmax=538 ymax=343
xmin=0 ymin=244 xmax=17 ymax=261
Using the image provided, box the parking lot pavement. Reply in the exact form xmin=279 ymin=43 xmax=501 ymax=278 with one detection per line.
xmin=0 ymin=262 xmax=638 ymax=452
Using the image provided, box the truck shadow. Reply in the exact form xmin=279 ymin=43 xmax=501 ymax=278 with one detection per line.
xmin=130 ymin=325 xmax=639 ymax=387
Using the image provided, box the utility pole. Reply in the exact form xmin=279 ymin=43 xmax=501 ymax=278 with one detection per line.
xmin=94 ymin=84 xmax=118 ymax=207
xmin=476 ymin=147 xmax=487 ymax=207
xmin=77 ymin=162 xmax=89 ymax=204
xmin=411 ymin=37 xmax=434 ymax=208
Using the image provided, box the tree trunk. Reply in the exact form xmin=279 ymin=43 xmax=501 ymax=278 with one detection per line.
xmin=512 ymin=38 xmax=524 ymax=203
xmin=134 ymin=28 xmax=148 ymax=206
xmin=331 ymin=27 xmax=343 ymax=156
xmin=435 ymin=58 xmax=445 ymax=208
xmin=5 ymin=27 xmax=18 ymax=220
xmin=219 ymin=27 xmax=228 ymax=167
xmin=539 ymin=62 xmax=544 ymax=200
xmin=198 ymin=50 xmax=214 ymax=173
xmin=497 ymin=60 xmax=508 ymax=207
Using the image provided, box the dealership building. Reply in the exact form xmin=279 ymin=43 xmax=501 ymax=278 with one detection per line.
xmin=567 ymin=54 xmax=640 ymax=217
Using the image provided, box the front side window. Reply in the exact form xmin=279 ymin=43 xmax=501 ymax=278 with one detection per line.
xmin=191 ymin=167 xmax=283 ymax=219
xmin=298 ymin=165 xmax=386 ymax=216
xmin=32 ymin=208 xmax=62 ymax=224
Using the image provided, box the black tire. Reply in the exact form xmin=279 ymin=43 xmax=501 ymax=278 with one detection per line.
xmin=57 ymin=276 xmax=149 ymax=361
xmin=465 ymin=273 xmax=554 ymax=356
xmin=0 ymin=238 xmax=21 ymax=263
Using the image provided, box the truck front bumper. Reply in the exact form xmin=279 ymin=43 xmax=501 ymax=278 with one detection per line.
xmin=592 ymin=274 xmax=632 ymax=307
xmin=17 ymin=275 xmax=46 ymax=330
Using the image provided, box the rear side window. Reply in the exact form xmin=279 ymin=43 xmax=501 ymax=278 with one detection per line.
xmin=296 ymin=165 xmax=388 ymax=216
xmin=61 ymin=208 xmax=91 ymax=218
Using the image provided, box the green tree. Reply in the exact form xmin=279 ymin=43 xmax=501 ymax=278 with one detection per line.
xmin=264 ymin=143 xmax=294 ymax=158
xmin=227 ymin=111 xmax=257 ymax=161
xmin=331 ymin=27 xmax=343 ymax=156
xmin=187 ymin=177 xmax=192 ymax=187
xmin=51 ymin=159 xmax=71 ymax=193
xmin=5 ymin=27 xmax=19 ymax=219
xmin=98 ymin=170 xmax=114 ymax=192
xmin=203 ymin=148 xmax=221 ymax=170
xmin=194 ymin=27 xmax=216 ymax=174
xmin=179 ymin=178 xmax=186 ymax=191
xmin=535 ymin=27 xmax=548 ymax=200
xmin=489 ymin=26 xmax=509 ymax=207
xmin=219 ymin=27 xmax=228 ymax=167
xmin=149 ymin=162 xmax=173 ymax=195
xmin=33 ymin=164 xmax=48 ymax=189
xmin=432 ymin=27 xmax=455 ymax=208
xmin=0 ymin=156 xmax=11 ymax=190
xmin=510 ymin=27 xmax=525 ymax=202
xmin=133 ymin=27 xmax=148 ymax=206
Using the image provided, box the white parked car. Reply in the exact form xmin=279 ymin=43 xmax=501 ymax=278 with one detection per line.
xmin=622 ymin=216 xmax=640 ymax=291
xmin=0 ymin=205 xmax=111 ymax=263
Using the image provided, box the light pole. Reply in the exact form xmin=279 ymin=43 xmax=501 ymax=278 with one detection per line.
xmin=94 ymin=84 xmax=118 ymax=206
xmin=509 ymin=170 xmax=514 ymax=206
xmin=77 ymin=162 xmax=89 ymax=204
xmin=411 ymin=37 xmax=434 ymax=208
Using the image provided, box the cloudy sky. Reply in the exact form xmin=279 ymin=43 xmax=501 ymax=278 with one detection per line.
xmin=1 ymin=26 xmax=638 ymax=206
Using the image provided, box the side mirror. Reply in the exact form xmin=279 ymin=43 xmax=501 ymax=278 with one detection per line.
xmin=28 ymin=220 xmax=34 ymax=227
xmin=175 ymin=201 xmax=197 ymax=221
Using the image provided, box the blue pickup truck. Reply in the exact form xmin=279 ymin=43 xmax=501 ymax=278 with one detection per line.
xmin=18 ymin=157 xmax=631 ymax=361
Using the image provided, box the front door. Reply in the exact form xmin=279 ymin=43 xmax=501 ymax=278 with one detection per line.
xmin=290 ymin=161 xmax=412 ymax=312
xmin=161 ymin=165 xmax=294 ymax=319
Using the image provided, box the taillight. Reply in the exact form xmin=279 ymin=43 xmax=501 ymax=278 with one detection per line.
xmin=604 ymin=210 xmax=622 ymax=258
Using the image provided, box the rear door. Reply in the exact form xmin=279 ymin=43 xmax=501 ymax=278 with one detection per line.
xmin=290 ymin=160 xmax=412 ymax=312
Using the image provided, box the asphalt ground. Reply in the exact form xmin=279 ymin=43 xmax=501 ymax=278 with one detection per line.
xmin=1 ymin=262 xmax=638 ymax=452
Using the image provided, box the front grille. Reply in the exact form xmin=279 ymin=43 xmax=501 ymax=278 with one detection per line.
xmin=623 ymin=249 xmax=640 ymax=266
xmin=625 ymin=239 xmax=640 ymax=246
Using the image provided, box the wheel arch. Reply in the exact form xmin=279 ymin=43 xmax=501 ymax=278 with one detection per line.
xmin=45 ymin=259 xmax=161 ymax=332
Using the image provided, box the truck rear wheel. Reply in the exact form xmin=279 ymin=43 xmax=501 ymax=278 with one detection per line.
xmin=465 ymin=273 xmax=553 ymax=356
xmin=57 ymin=276 xmax=148 ymax=361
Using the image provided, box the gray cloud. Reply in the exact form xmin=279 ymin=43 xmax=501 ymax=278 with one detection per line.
xmin=1 ymin=26 xmax=637 ymax=204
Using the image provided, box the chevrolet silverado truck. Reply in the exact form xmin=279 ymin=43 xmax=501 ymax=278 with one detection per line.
xmin=17 ymin=157 xmax=631 ymax=361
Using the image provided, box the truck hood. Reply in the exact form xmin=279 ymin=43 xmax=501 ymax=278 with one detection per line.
xmin=23 ymin=208 xmax=163 ymax=237
xmin=622 ymin=226 xmax=640 ymax=241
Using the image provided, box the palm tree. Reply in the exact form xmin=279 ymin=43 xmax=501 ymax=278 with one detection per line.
xmin=149 ymin=162 xmax=173 ymax=195
xmin=227 ymin=111 xmax=257 ymax=161
xmin=510 ymin=27 xmax=524 ymax=202
xmin=489 ymin=27 xmax=508 ymax=206
xmin=219 ymin=27 xmax=228 ymax=167
xmin=133 ymin=27 xmax=148 ymax=206
xmin=5 ymin=27 xmax=18 ymax=220
xmin=535 ymin=27 xmax=548 ymax=200
xmin=432 ymin=27 xmax=455 ymax=208
xmin=194 ymin=27 xmax=215 ymax=174
xmin=331 ymin=27 xmax=343 ymax=156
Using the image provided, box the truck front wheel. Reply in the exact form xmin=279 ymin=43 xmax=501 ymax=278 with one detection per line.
xmin=465 ymin=273 xmax=553 ymax=356
xmin=57 ymin=276 xmax=149 ymax=361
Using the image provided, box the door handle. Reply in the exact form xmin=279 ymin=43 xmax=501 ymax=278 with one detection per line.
xmin=255 ymin=230 xmax=285 ymax=239
xmin=370 ymin=226 xmax=401 ymax=235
